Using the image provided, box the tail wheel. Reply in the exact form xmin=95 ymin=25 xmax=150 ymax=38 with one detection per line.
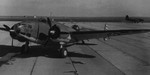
xmin=60 ymin=48 xmax=68 ymax=58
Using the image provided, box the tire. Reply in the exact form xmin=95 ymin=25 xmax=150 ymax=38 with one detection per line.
xmin=60 ymin=48 xmax=68 ymax=58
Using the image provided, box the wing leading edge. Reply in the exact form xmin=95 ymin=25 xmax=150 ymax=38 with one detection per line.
xmin=70 ymin=29 xmax=150 ymax=41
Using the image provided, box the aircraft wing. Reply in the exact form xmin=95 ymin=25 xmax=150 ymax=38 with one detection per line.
xmin=70 ymin=29 xmax=150 ymax=41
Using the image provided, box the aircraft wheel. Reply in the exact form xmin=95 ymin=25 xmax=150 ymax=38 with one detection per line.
xmin=21 ymin=44 xmax=29 ymax=54
xmin=103 ymin=37 xmax=108 ymax=41
xmin=59 ymin=48 xmax=68 ymax=58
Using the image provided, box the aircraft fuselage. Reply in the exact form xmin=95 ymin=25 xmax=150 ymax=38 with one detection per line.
xmin=10 ymin=21 xmax=72 ymax=45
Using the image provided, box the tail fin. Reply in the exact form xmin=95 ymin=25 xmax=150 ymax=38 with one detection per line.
xmin=125 ymin=15 xmax=129 ymax=20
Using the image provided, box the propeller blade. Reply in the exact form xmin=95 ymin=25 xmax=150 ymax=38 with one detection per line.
xmin=47 ymin=17 xmax=52 ymax=27
xmin=0 ymin=27 xmax=9 ymax=31
xmin=1 ymin=24 xmax=15 ymax=45
xmin=43 ymin=17 xmax=53 ymax=46
xmin=3 ymin=24 xmax=10 ymax=31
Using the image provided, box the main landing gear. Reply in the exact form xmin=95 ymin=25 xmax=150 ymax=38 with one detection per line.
xmin=20 ymin=41 xmax=68 ymax=58
xmin=21 ymin=41 xmax=29 ymax=54
xmin=58 ymin=42 xmax=68 ymax=58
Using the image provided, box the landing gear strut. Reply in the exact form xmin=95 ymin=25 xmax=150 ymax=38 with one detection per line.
xmin=21 ymin=41 xmax=29 ymax=54
xmin=82 ymin=40 xmax=85 ymax=44
xmin=58 ymin=42 xmax=68 ymax=58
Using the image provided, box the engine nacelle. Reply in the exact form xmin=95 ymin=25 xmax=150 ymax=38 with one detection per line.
xmin=48 ymin=25 xmax=60 ymax=39
xmin=72 ymin=25 xmax=80 ymax=31
xmin=10 ymin=25 xmax=26 ymax=42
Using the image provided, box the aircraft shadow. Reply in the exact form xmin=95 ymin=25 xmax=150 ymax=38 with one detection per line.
xmin=0 ymin=45 xmax=95 ymax=59
xmin=0 ymin=45 xmax=20 ymax=57
xmin=0 ymin=45 xmax=20 ymax=67
xmin=75 ymin=43 xmax=97 ymax=45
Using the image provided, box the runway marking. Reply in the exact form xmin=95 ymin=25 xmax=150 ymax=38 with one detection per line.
xmin=119 ymin=36 xmax=147 ymax=43
xmin=77 ymin=45 xmax=126 ymax=75
xmin=30 ymin=57 xmax=38 ymax=75
xmin=87 ymin=46 xmax=126 ymax=75
xmin=127 ymin=34 xmax=150 ymax=40
xmin=68 ymin=57 xmax=78 ymax=75
xmin=97 ymin=39 xmax=150 ymax=66
xmin=0 ymin=53 xmax=17 ymax=62
xmin=111 ymin=37 xmax=148 ymax=52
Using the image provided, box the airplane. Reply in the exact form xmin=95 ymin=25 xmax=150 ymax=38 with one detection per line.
xmin=125 ymin=15 xmax=144 ymax=23
xmin=0 ymin=16 xmax=150 ymax=58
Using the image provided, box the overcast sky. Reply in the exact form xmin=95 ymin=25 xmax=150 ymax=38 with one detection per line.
xmin=0 ymin=0 xmax=150 ymax=17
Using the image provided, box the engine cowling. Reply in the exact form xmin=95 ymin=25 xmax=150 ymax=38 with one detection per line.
xmin=72 ymin=25 xmax=80 ymax=31
xmin=48 ymin=25 xmax=60 ymax=39
xmin=10 ymin=25 xmax=26 ymax=42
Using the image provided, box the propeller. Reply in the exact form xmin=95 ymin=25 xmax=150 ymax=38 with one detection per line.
xmin=3 ymin=24 xmax=15 ymax=33
xmin=46 ymin=17 xmax=60 ymax=39
xmin=2 ymin=24 xmax=14 ymax=46
xmin=72 ymin=24 xmax=80 ymax=31
xmin=70 ymin=19 xmax=80 ymax=31
xmin=48 ymin=25 xmax=60 ymax=39
xmin=44 ymin=17 xmax=61 ymax=46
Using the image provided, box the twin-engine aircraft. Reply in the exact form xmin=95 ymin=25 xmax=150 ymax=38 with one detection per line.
xmin=125 ymin=15 xmax=144 ymax=23
xmin=0 ymin=16 xmax=150 ymax=58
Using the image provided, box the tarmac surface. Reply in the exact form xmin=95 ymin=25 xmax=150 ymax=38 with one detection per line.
xmin=0 ymin=21 xmax=150 ymax=75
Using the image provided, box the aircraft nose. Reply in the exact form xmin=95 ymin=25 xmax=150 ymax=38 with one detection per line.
xmin=16 ymin=25 xmax=22 ymax=33
xmin=16 ymin=24 xmax=25 ymax=34
xmin=10 ymin=23 xmax=25 ymax=36
xmin=10 ymin=24 xmax=27 ymax=42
